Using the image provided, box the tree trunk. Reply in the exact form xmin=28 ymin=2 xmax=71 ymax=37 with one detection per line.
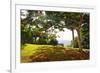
xmin=71 ymin=29 xmax=75 ymax=48
xmin=76 ymin=15 xmax=83 ymax=51
xmin=76 ymin=28 xmax=82 ymax=51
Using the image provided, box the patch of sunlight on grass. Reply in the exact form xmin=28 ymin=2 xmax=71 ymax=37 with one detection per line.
xmin=21 ymin=44 xmax=53 ymax=56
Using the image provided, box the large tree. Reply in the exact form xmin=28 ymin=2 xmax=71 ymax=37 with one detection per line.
xmin=21 ymin=10 xmax=59 ymax=44
xmin=62 ymin=12 xmax=84 ymax=51
xmin=21 ymin=10 xmax=89 ymax=50
xmin=46 ymin=11 xmax=85 ymax=51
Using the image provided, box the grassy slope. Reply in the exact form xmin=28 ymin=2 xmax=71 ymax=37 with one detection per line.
xmin=21 ymin=44 xmax=89 ymax=63
xmin=21 ymin=44 xmax=53 ymax=56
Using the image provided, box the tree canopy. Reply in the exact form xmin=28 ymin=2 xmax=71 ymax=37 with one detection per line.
xmin=21 ymin=10 xmax=90 ymax=50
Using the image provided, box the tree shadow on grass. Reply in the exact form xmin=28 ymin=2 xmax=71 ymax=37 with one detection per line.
xmin=28 ymin=46 xmax=70 ymax=62
xmin=21 ymin=46 xmax=90 ymax=63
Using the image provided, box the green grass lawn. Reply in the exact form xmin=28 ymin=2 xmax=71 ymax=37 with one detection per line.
xmin=21 ymin=44 xmax=53 ymax=56
xmin=21 ymin=44 xmax=89 ymax=63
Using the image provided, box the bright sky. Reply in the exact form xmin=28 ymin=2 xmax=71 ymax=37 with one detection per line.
xmin=56 ymin=28 xmax=77 ymax=41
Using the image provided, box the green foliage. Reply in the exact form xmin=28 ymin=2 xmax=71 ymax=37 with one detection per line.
xmin=49 ymin=39 xmax=58 ymax=45
xmin=21 ymin=24 xmax=33 ymax=44
xmin=70 ymin=14 xmax=90 ymax=49
xmin=81 ymin=14 xmax=90 ymax=49
xmin=20 ymin=10 xmax=90 ymax=63
xmin=21 ymin=10 xmax=90 ymax=50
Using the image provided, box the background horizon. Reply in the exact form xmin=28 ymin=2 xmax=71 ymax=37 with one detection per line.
xmin=57 ymin=28 xmax=77 ymax=46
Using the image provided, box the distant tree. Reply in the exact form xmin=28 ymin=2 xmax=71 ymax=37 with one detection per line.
xmin=49 ymin=39 xmax=58 ymax=45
